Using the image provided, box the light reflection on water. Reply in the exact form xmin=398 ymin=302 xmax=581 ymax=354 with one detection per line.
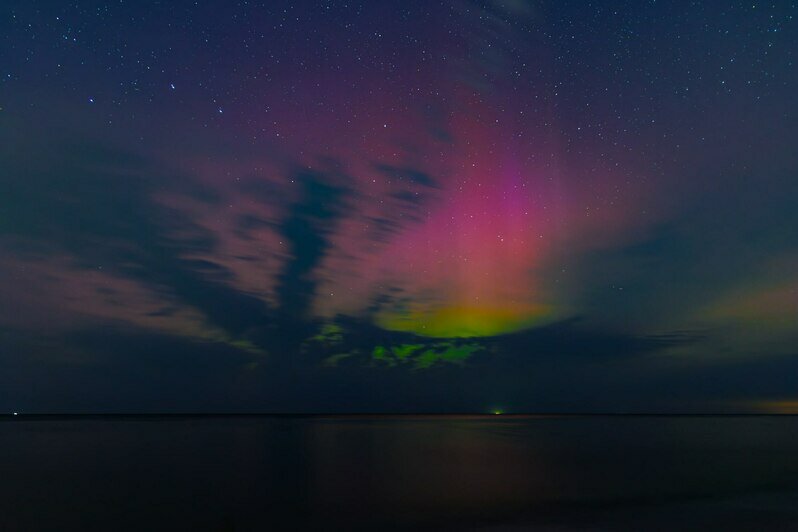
xmin=2 ymin=415 xmax=798 ymax=530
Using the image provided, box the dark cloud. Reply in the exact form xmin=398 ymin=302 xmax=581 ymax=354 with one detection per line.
xmin=567 ymin=160 xmax=798 ymax=331
xmin=453 ymin=0 xmax=538 ymax=94
xmin=234 ymin=213 xmax=275 ymax=241
xmin=274 ymin=169 xmax=349 ymax=328
xmin=364 ymin=215 xmax=403 ymax=244
xmin=1 ymin=141 xmax=273 ymax=341
xmin=391 ymin=190 xmax=424 ymax=205
xmin=358 ymin=163 xmax=441 ymax=247
xmin=487 ymin=318 xmax=699 ymax=362
xmin=0 ymin=327 xmax=257 ymax=413
xmin=374 ymin=164 xmax=438 ymax=189
xmin=422 ymin=101 xmax=454 ymax=144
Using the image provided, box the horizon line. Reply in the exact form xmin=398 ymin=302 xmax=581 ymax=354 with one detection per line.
xmin=4 ymin=412 xmax=796 ymax=418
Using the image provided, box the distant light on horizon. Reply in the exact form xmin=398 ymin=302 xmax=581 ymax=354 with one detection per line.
xmin=749 ymin=400 xmax=798 ymax=414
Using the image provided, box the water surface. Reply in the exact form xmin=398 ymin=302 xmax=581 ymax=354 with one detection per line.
xmin=2 ymin=415 xmax=798 ymax=530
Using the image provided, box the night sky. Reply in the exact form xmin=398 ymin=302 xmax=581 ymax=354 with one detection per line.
xmin=1 ymin=1 xmax=797 ymax=413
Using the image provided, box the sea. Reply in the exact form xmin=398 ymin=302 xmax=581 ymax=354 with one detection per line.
xmin=2 ymin=415 xmax=798 ymax=530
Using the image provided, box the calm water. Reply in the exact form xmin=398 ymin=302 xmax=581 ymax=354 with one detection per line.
xmin=2 ymin=415 xmax=798 ymax=530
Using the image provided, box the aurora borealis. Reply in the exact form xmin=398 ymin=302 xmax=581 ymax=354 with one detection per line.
xmin=1 ymin=1 xmax=797 ymax=412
